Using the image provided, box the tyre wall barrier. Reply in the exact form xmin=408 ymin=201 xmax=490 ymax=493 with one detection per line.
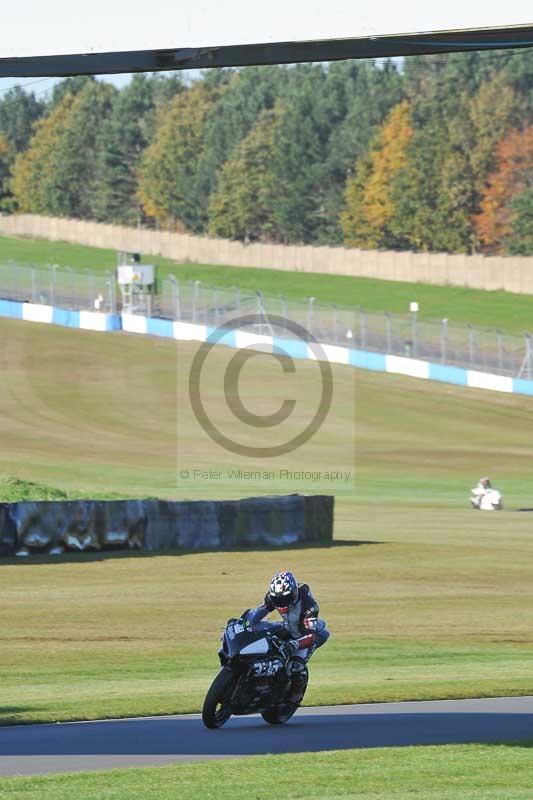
xmin=0 ymin=494 xmax=334 ymax=557
xmin=1 ymin=298 xmax=533 ymax=396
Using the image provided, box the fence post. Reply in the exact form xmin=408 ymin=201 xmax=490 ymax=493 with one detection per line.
xmin=213 ymin=287 xmax=219 ymax=326
xmin=256 ymin=290 xmax=272 ymax=335
xmin=385 ymin=312 xmax=392 ymax=353
xmin=7 ymin=260 xmax=18 ymax=301
xmin=192 ymin=280 xmax=201 ymax=324
xmin=307 ymin=297 xmax=315 ymax=338
xmin=50 ymin=265 xmax=57 ymax=306
xmin=70 ymin=266 xmax=76 ymax=309
xmin=441 ymin=318 xmax=448 ymax=364
xmin=236 ymin=288 xmax=241 ymax=316
xmin=411 ymin=308 xmax=418 ymax=357
xmin=360 ymin=306 xmax=366 ymax=350
xmin=87 ymin=268 xmax=95 ymax=310
xmin=168 ymin=274 xmax=179 ymax=321
xmin=468 ymin=324 xmax=475 ymax=367
xmin=333 ymin=304 xmax=339 ymax=344
xmin=106 ymin=270 xmax=116 ymax=314
xmin=497 ymin=330 xmax=504 ymax=373
xmin=280 ymin=294 xmax=287 ymax=321
xmin=63 ymin=266 xmax=73 ymax=309
xmin=31 ymin=266 xmax=37 ymax=303
xmin=520 ymin=333 xmax=532 ymax=380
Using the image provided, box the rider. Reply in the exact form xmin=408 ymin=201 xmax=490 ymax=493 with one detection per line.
xmin=471 ymin=476 xmax=492 ymax=508
xmin=248 ymin=571 xmax=329 ymax=703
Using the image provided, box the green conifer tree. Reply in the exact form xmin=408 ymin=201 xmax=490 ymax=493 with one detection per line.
xmin=208 ymin=107 xmax=280 ymax=241
xmin=138 ymin=82 xmax=219 ymax=232
xmin=90 ymin=75 xmax=171 ymax=225
xmin=506 ymin=189 xmax=533 ymax=255
xmin=11 ymin=94 xmax=75 ymax=214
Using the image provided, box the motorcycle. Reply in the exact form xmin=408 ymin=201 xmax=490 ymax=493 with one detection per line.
xmin=202 ymin=609 xmax=307 ymax=729
xmin=470 ymin=487 xmax=503 ymax=510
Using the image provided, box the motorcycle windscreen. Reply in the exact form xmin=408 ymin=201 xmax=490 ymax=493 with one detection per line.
xmin=240 ymin=638 xmax=269 ymax=655
xmin=225 ymin=623 xmax=268 ymax=657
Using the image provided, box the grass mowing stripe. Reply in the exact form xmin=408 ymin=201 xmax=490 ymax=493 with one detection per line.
xmin=1 ymin=745 xmax=533 ymax=799
xmin=1 ymin=235 xmax=532 ymax=334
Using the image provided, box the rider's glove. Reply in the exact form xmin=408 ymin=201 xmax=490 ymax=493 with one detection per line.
xmin=280 ymin=639 xmax=300 ymax=660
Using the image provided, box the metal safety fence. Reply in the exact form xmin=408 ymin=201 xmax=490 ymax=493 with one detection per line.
xmin=0 ymin=261 xmax=117 ymax=314
xmin=0 ymin=261 xmax=532 ymax=379
xmin=156 ymin=279 xmax=533 ymax=379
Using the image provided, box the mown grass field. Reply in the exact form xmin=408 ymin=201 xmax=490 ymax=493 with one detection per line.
xmin=1 ymin=233 xmax=533 ymax=333
xmin=0 ymin=317 xmax=533 ymax=725
xmin=1 ymin=745 xmax=532 ymax=800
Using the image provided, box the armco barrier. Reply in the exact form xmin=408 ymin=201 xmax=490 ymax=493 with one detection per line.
xmin=0 ymin=494 xmax=334 ymax=557
xmin=2 ymin=298 xmax=533 ymax=397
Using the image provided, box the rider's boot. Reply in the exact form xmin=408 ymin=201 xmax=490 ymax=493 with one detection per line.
xmin=287 ymin=656 xmax=307 ymax=704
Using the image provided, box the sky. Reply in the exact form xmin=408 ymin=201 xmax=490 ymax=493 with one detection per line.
xmin=1 ymin=0 xmax=530 ymax=97
xmin=0 ymin=74 xmax=147 ymax=101
xmin=2 ymin=0 xmax=531 ymax=58
xmin=0 ymin=71 xmax=202 ymax=102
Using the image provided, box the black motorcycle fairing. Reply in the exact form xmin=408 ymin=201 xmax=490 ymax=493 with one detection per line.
xmin=221 ymin=613 xmax=286 ymax=660
xmin=216 ymin=611 xmax=293 ymax=714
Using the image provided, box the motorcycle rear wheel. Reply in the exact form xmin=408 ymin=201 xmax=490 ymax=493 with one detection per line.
xmin=202 ymin=668 xmax=235 ymax=729
xmin=262 ymin=668 xmax=308 ymax=724
xmin=261 ymin=703 xmax=298 ymax=725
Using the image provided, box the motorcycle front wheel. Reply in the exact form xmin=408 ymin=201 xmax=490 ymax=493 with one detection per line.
xmin=202 ymin=668 xmax=235 ymax=729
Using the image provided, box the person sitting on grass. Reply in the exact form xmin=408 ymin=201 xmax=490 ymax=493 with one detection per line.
xmin=471 ymin=476 xmax=492 ymax=509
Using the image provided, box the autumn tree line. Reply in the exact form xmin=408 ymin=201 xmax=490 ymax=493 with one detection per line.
xmin=0 ymin=50 xmax=532 ymax=255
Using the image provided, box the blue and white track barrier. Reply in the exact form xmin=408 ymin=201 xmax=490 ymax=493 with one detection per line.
xmin=1 ymin=299 xmax=532 ymax=397
xmin=0 ymin=299 xmax=121 ymax=332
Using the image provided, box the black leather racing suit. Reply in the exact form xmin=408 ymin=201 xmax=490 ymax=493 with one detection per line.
xmin=249 ymin=583 xmax=329 ymax=701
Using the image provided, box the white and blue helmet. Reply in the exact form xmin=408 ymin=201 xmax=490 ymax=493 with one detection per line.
xmin=269 ymin=571 xmax=298 ymax=609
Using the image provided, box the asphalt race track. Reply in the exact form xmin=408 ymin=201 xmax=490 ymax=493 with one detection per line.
xmin=1 ymin=696 xmax=532 ymax=777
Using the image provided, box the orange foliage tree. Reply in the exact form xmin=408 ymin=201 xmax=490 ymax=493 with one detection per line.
xmin=342 ymin=100 xmax=412 ymax=248
xmin=475 ymin=126 xmax=533 ymax=253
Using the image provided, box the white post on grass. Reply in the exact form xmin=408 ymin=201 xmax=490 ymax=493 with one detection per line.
xmin=409 ymin=301 xmax=418 ymax=358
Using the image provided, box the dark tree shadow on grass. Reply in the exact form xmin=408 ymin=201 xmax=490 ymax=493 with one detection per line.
xmin=0 ymin=539 xmax=383 ymax=565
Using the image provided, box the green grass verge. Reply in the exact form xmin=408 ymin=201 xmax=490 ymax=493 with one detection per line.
xmin=1 ymin=318 xmax=533 ymax=724
xmin=0 ymin=234 xmax=179 ymax=278
xmin=1 ymin=234 xmax=532 ymax=333
xmin=2 ymin=745 xmax=533 ymax=799
xmin=0 ymin=475 xmax=69 ymax=501
xmin=0 ymin=475 xmax=130 ymax=502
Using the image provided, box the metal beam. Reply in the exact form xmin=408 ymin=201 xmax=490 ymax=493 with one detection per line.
xmin=1 ymin=24 xmax=533 ymax=78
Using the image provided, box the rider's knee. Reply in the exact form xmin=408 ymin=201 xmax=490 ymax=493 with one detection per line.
xmin=316 ymin=621 xmax=330 ymax=648
xmin=287 ymin=656 xmax=307 ymax=675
